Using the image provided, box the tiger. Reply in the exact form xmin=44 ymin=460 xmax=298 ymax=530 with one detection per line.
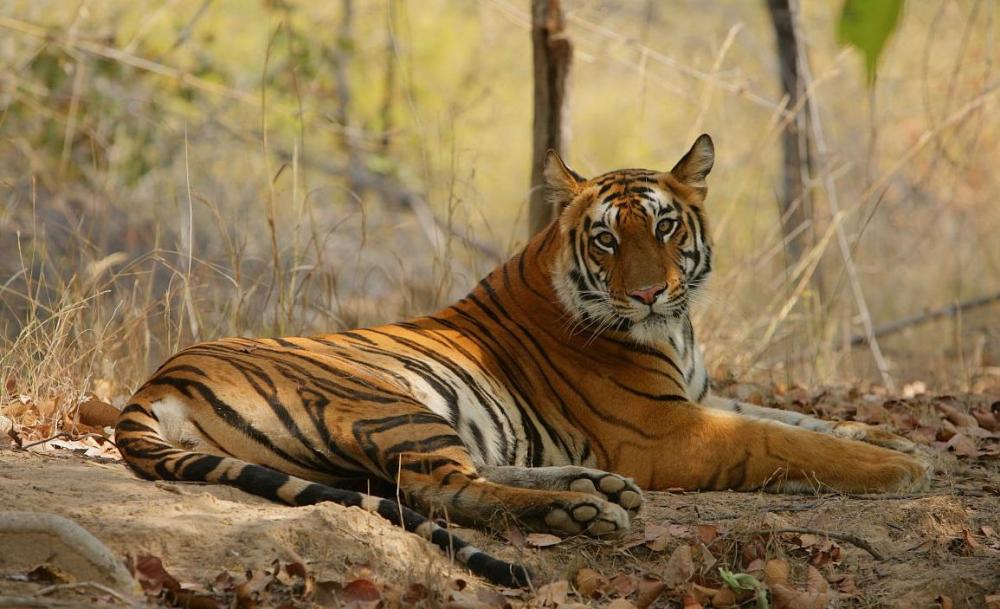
xmin=115 ymin=134 xmax=930 ymax=587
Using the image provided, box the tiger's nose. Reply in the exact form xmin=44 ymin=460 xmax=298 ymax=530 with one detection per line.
xmin=628 ymin=283 xmax=666 ymax=305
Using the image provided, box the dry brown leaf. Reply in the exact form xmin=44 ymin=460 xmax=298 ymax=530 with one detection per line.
xmin=132 ymin=554 xmax=181 ymax=596
xmin=474 ymin=588 xmax=509 ymax=608
xmin=937 ymin=419 xmax=958 ymax=441
xmin=763 ymin=559 xmax=790 ymax=586
xmin=935 ymin=594 xmax=954 ymax=609
xmin=573 ymin=568 xmax=609 ymax=599
xmin=804 ymin=566 xmax=828 ymax=593
xmin=607 ymin=598 xmax=638 ymax=609
xmin=828 ymin=573 xmax=858 ymax=596
xmin=766 ymin=563 xmax=833 ymax=609
xmin=972 ymin=408 xmax=1000 ymax=431
xmin=608 ymin=573 xmax=638 ymax=597
xmin=536 ymin=580 xmax=569 ymax=606
xmin=695 ymin=542 xmax=717 ymax=570
xmin=944 ymin=433 xmax=979 ymax=458
xmin=505 ymin=524 xmax=526 ymax=549
xmin=446 ymin=601 xmax=501 ymax=609
xmin=985 ymin=593 xmax=1000 ymax=609
xmin=341 ymin=578 xmax=380 ymax=604
xmin=770 ymin=582 xmax=833 ymax=609
xmin=643 ymin=522 xmax=690 ymax=551
xmin=236 ymin=569 xmax=275 ymax=609
xmin=680 ymin=592 xmax=704 ymax=609
xmin=936 ymin=403 xmax=980 ymax=428
xmin=634 ymin=577 xmax=665 ymax=609
xmin=708 ymin=586 xmax=739 ymax=608
xmin=662 ymin=544 xmax=695 ymax=588
xmin=76 ymin=398 xmax=119 ymax=428
xmin=695 ymin=524 xmax=719 ymax=545
xmin=212 ymin=571 xmax=236 ymax=594
xmin=404 ymin=583 xmax=430 ymax=604
xmin=525 ymin=533 xmax=562 ymax=547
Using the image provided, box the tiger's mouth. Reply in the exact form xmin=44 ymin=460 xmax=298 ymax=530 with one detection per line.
xmin=606 ymin=295 xmax=689 ymax=329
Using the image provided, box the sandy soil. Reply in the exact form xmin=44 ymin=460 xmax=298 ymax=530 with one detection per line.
xmin=0 ymin=440 xmax=997 ymax=609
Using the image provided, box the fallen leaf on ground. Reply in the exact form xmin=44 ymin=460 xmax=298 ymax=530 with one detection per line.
xmin=574 ymin=568 xmax=609 ymax=599
xmin=936 ymin=403 xmax=980 ymax=428
xmin=341 ymin=578 xmax=380 ymax=603
xmin=634 ymin=577 xmax=665 ymax=609
xmin=972 ymin=408 xmax=999 ymax=431
xmin=695 ymin=524 xmax=719 ymax=545
xmin=944 ymin=433 xmax=979 ymax=458
xmin=608 ymin=573 xmax=638 ymax=597
xmin=132 ymin=554 xmax=181 ymax=596
xmin=680 ymin=592 xmax=704 ymax=609
xmin=765 ymin=562 xmax=834 ymax=609
xmin=662 ymin=544 xmax=695 ymax=588
xmin=607 ymin=598 xmax=638 ymax=609
xmin=536 ymin=580 xmax=569 ymax=606
xmin=76 ymin=397 xmax=119 ymax=428
xmin=235 ymin=568 xmax=275 ymax=609
xmin=505 ymin=524 xmax=526 ymax=549
xmin=525 ymin=533 xmax=562 ymax=547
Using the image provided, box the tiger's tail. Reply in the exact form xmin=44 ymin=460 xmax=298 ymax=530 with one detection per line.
xmin=114 ymin=401 xmax=531 ymax=588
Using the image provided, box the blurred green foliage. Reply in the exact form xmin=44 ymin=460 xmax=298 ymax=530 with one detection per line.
xmin=837 ymin=0 xmax=904 ymax=85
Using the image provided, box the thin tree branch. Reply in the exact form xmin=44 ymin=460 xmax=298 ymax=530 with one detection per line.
xmin=750 ymin=527 xmax=884 ymax=561
xmin=850 ymin=290 xmax=1000 ymax=346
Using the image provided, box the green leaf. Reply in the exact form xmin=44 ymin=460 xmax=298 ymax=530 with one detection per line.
xmin=718 ymin=568 xmax=770 ymax=609
xmin=837 ymin=0 xmax=904 ymax=85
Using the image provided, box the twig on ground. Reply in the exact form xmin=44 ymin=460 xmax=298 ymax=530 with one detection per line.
xmin=17 ymin=432 xmax=109 ymax=451
xmin=749 ymin=526 xmax=884 ymax=560
xmin=843 ymin=493 xmax=933 ymax=501
xmin=761 ymin=501 xmax=823 ymax=513
xmin=35 ymin=582 xmax=134 ymax=606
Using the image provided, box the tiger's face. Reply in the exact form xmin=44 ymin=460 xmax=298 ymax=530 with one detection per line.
xmin=547 ymin=135 xmax=715 ymax=343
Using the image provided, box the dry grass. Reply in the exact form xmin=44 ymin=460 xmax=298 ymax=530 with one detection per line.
xmin=1 ymin=0 xmax=999 ymax=421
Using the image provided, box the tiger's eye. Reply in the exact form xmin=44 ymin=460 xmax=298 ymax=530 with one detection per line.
xmin=656 ymin=218 xmax=675 ymax=237
xmin=595 ymin=232 xmax=615 ymax=248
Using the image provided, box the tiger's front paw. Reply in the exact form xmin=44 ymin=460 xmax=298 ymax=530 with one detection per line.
xmin=566 ymin=470 xmax=643 ymax=516
xmin=832 ymin=420 xmax=918 ymax=454
xmin=544 ymin=495 xmax=631 ymax=537
xmin=871 ymin=453 xmax=933 ymax=493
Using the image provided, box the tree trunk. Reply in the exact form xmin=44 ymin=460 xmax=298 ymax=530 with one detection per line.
xmin=529 ymin=0 xmax=572 ymax=236
xmin=766 ymin=0 xmax=817 ymax=282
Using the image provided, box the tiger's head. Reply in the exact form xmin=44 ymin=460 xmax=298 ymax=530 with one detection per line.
xmin=546 ymin=135 xmax=715 ymax=344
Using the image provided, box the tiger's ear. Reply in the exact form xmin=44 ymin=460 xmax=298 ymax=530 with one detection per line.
xmin=544 ymin=150 xmax=585 ymax=209
xmin=671 ymin=134 xmax=714 ymax=192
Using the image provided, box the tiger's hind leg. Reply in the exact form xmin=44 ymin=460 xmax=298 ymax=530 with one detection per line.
xmin=478 ymin=465 xmax=643 ymax=517
xmin=393 ymin=450 xmax=632 ymax=537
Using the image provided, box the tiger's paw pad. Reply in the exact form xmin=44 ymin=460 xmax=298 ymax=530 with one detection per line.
xmin=567 ymin=472 xmax=643 ymax=514
xmin=542 ymin=497 xmax=630 ymax=537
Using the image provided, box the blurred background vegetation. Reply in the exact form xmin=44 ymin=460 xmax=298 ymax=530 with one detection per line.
xmin=1 ymin=0 xmax=998 ymax=406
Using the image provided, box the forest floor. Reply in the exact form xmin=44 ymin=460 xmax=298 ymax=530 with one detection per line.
xmin=0 ymin=387 xmax=998 ymax=609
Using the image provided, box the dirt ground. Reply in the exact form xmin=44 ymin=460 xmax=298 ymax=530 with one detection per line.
xmin=0 ymin=393 xmax=998 ymax=609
